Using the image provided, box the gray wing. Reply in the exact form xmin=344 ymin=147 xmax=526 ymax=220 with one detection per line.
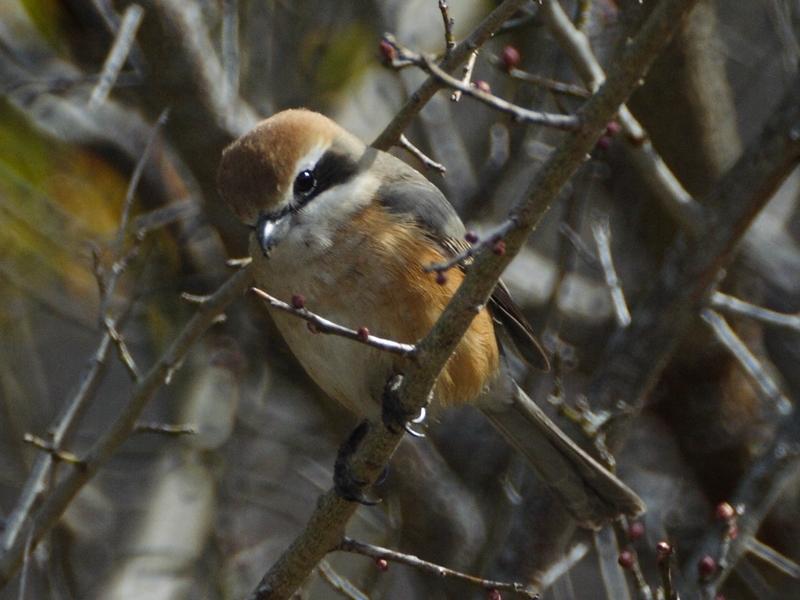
xmin=375 ymin=150 xmax=549 ymax=372
xmin=374 ymin=151 xmax=466 ymax=242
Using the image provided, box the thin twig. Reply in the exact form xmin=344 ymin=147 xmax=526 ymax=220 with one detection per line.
xmin=424 ymin=217 xmax=518 ymax=273
xmin=614 ymin=518 xmax=654 ymax=600
xmin=700 ymin=309 xmax=791 ymax=415
xmin=88 ymin=4 xmax=144 ymax=109
xmin=222 ymin=0 xmax=240 ymax=92
xmin=591 ymin=215 xmax=631 ymax=327
xmin=710 ymin=291 xmax=800 ymax=333
xmin=337 ymin=537 xmax=537 ymax=598
xmin=438 ymin=0 xmax=456 ymax=56
xmin=109 ymin=108 xmax=170 ymax=276
xmin=507 ymin=66 xmax=590 ymax=98
xmin=22 ymin=434 xmax=85 ymax=468
xmin=383 ymin=34 xmax=580 ymax=131
xmin=316 ymin=561 xmax=368 ymax=600
xmin=657 ymin=543 xmax=677 ymax=600
xmin=131 ymin=198 xmax=202 ymax=239
xmin=181 ymin=292 xmax=214 ymax=304
xmin=371 ymin=0 xmax=547 ymax=151
xmin=745 ymin=537 xmax=800 ymax=579
xmin=539 ymin=543 xmax=589 ymax=589
xmin=593 ymin=525 xmax=631 ymax=600
xmin=104 ymin=317 xmax=140 ymax=381
xmin=251 ymin=288 xmax=415 ymax=357
xmin=558 ymin=223 xmax=602 ymax=271
xmin=397 ymin=134 xmax=447 ymax=173
xmin=133 ymin=422 xmax=198 ymax=436
xmin=452 ymin=50 xmax=478 ymax=101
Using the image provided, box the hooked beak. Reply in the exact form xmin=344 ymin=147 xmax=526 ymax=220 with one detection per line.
xmin=256 ymin=212 xmax=292 ymax=258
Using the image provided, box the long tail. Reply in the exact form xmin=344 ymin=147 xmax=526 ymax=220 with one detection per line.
xmin=481 ymin=384 xmax=645 ymax=529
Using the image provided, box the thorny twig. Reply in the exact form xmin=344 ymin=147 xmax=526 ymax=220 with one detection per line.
xmin=382 ymin=34 xmax=580 ymax=131
xmin=251 ymin=288 xmax=416 ymax=357
xmin=105 ymin=108 xmax=170 ymax=312
xmin=337 ymin=537 xmax=537 ymax=598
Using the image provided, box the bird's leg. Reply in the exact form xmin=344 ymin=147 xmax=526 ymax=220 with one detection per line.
xmin=333 ymin=420 xmax=377 ymax=505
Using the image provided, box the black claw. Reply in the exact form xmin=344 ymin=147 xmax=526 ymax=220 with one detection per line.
xmin=334 ymin=421 xmax=378 ymax=505
xmin=381 ymin=374 xmax=418 ymax=434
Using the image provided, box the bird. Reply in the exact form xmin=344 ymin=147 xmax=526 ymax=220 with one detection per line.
xmin=217 ymin=108 xmax=645 ymax=528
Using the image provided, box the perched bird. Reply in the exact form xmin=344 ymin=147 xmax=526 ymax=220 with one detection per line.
xmin=217 ymin=108 xmax=644 ymax=527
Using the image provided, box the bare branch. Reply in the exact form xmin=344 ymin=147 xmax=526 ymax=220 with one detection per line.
xmin=316 ymin=561 xmax=368 ymax=600
xmin=104 ymin=316 xmax=141 ymax=381
xmin=501 ymin=64 xmax=591 ymax=99
xmin=745 ymin=537 xmax=800 ymax=579
xmin=382 ymin=34 xmax=580 ymax=131
xmin=397 ymin=134 xmax=447 ymax=174
xmin=222 ymin=0 xmax=240 ymax=93
xmin=700 ymin=309 xmax=791 ymax=415
xmin=538 ymin=0 xmax=705 ymax=234
xmin=710 ymin=291 xmax=800 ymax=333
xmin=438 ymin=0 xmax=456 ymax=56
xmin=538 ymin=543 xmax=589 ymax=589
xmin=251 ymin=288 xmax=415 ymax=357
xmin=451 ymin=50 xmax=478 ymax=102
xmin=424 ymin=218 xmax=517 ymax=273
xmin=559 ymin=223 xmax=602 ymax=271
xmin=591 ymin=215 xmax=631 ymax=327
xmin=593 ymin=525 xmax=631 ymax=600
xmin=372 ymin=0 xmax=532 ymax=150
xmin=0 ymin=266 xmax=252 ymax=588
xmin=337 ymin=537 xmax=537 ymax=598
xmin=22 ymin=434 xmax=85 ymax=468
xmin=133 ymin=422 xmax=198 ymax=436
xmin=88 ymin=4 xmax=144 ymax=109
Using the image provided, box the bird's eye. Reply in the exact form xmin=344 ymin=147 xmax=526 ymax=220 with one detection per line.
xmin=294 ymin=169 xmax=316 ymax=197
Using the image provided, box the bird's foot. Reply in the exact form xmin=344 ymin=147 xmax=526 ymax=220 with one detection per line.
xmin=334 ymin=421 xmax=378 ymax=505
xmin=381 ymin=374 xmax=426 ymax=436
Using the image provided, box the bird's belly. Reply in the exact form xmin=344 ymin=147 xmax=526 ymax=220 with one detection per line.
xmin=251 ymin=234 xmax=402 ymax=419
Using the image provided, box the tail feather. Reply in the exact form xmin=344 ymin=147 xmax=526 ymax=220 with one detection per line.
xmin=481 ymin=384 xmax=645 ymax=529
